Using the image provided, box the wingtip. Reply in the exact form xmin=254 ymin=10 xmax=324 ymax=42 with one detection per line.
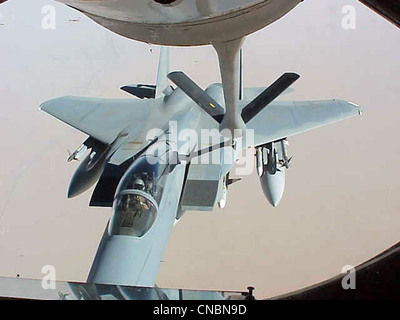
xmin=348 ymin=101 xmax=363 ymax=116
xmin=336 ymin=100 xmax=363 ymax=116
xmin=38 ymin=101 xmax=50 ymax=112
xmin=38 ymin=102 xmax=49 ymax=113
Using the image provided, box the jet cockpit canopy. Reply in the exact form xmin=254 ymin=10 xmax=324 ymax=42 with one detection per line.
xmin=109 ymin=156 xmax=169 ymax=237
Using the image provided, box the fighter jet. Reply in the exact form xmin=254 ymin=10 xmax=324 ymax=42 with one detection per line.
xmin=52 ymin=0 xmax=303 ymax=136
xmin=40 ymin=47 xmax=361 ymax=287
xmin=46 ymin=0 xmax=400 ymax=139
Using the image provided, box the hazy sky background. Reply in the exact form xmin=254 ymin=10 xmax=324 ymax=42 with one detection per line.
xmin=0 ymin=0 xmax=399 ymax=298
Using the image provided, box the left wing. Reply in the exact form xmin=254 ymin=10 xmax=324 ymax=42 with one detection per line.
xmin=245 ymin=99 xmax=362 ymax=147
xmin=40 ymin=96 xmax=151 ymax=145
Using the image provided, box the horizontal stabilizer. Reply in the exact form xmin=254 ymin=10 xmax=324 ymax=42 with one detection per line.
xmin=156 ymin=46 xmax=171 ymax=98
xmin=168 ymin=71 xmax=225 ymax=122
xmin=121 ymin=84 xmax=156 ymax=99
xmin=241 ymin=73 xmax=300 ymax=123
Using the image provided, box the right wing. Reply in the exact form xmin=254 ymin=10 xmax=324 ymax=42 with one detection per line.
xmin=40 ymin=96 xmax=151 ymax=145
xmin=245 ymin=99 xmax=362 ymax=147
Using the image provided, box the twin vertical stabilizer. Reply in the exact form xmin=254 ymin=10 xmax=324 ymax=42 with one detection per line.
xmin=155 ymin=46 xmax=170 ymax=98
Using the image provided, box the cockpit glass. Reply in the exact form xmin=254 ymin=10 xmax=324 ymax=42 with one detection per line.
xmin=116 ymin=156 xmax=169 ymax=204
xmin=111 ymin=193 xmax=157 ymax=237
xmin=110 ymin=155 xmax=170 ymax=237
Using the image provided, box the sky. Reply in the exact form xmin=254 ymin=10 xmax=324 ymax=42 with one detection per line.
xmin=0 ymin=0 xmax=399 ymax=299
